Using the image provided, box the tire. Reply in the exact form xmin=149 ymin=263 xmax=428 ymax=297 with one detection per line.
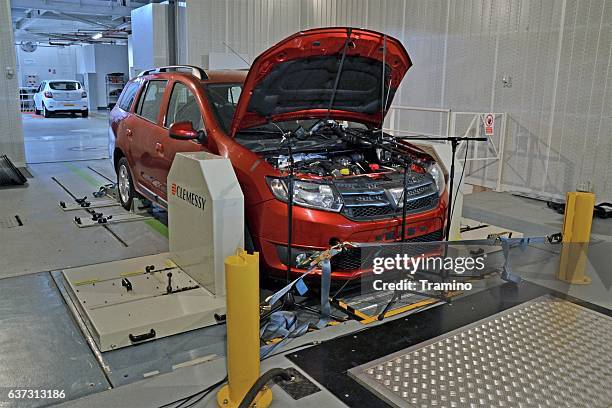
xmin=82 ymin=110 xmax=89 ymax=118
xmin=117 ymin=157 xmax=136 ymax=210
xmin=34 ymin=107 xmax=40 ymax=115
xmin=43 ymin=103 xmax=52 ymax=118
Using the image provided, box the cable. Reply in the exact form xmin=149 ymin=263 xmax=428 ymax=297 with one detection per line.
xmin=180 ymin=377 xmax=227 ymax=408
xmin=179 ymin=376 xmax=227 ymax=408
xmin=238 ymin=369 xmax=292 ymax=408
xmin=156 ymin=301 xmax=285 ymax=408
xmin=157 ymin=376 xmax=227 ymax=408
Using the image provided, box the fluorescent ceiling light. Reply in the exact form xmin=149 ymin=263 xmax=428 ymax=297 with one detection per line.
xmin=91 ymin=33 xmax=103 ymax=40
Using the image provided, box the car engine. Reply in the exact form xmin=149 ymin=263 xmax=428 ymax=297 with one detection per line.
xmin=266 ymin=151 xmax=395 ymax=177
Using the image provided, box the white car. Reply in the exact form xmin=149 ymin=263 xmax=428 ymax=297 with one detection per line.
xmin=33 ymin=80 xmax=89 ymax=118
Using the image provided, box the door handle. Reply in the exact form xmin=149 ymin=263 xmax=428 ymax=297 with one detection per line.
xmin=155 ymin=142 xmax=164 ymax=156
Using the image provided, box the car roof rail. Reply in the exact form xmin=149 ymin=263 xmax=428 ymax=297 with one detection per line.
xmin=138 ymin=65 xmax=208 ymax=80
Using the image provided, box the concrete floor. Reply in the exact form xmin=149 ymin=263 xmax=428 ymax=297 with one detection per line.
xmin=463 ymin=190 xmax=612 ymax=309
xmin=0 ymin=149 xmax=610 ymax=407
xmin=23 ymin=112 xmax=110 ymax=163
xmin=0 ymin=159 xmax=168 ymax=278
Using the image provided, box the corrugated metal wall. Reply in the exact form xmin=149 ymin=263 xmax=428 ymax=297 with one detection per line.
xmin=0 ymin=0 xmax=26 ymax=166
xmin=183 ymin=0 xmax=612 ymax=201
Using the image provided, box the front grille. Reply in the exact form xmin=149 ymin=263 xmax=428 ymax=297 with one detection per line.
xmin=331 ymin=229 xmax=444 ymax=271
xmin=336 ymin=171 xmax=439 ymax=221
xmin=344 ymin=195 xmax=439 ymax=220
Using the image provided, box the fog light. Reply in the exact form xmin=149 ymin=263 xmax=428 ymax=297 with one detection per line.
xmin=295 ymin=253 xmax=308 ymax=266
xmin=276 ymin=245 xmax=316 ymax=268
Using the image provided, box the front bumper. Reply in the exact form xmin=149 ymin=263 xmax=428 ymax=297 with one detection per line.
xmin=250 ymin=192 xmax=448 ymax=280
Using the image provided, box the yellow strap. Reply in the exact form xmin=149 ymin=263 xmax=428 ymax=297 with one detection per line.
xmin=73 ymin=279 xmax=98 ymax=286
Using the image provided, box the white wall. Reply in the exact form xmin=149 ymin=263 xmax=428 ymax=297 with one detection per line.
xmin=15 ymin=45 xmax=79 ymax=87
xmin=93 ymin=45 xmax=129 ymax=109
xmin=131 ymin=3 xmax=170 ymax=75
xmin=183 ymin=0 xmax=612 ymax=202
xmin=0 ymin=0 xmax=25 ymax=166
xmin=77 ymin=44 xmax=129 ymax=109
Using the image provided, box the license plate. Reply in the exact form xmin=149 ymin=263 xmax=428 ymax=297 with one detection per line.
xmin=64 ymin=103 xmax=75 ymax=106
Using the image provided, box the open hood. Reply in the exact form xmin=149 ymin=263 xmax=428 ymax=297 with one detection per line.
xmin=229 ymin=27 xmax=412 ymax=136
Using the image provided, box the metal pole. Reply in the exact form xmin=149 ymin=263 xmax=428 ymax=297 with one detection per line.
xmin=444 ymin=139 xmax=458 ymax=240
xmin=166 ymin=0 xmax=177 ymax=65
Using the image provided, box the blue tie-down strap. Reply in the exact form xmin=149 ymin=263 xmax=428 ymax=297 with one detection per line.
xmin=264 ymin=269 xmax=316 ymax=307
xmin=316 ymin=258 xmax=332 ymax=329
xmin=499 ymin=236 xmax=548 ymax=283
xmin=260 ymin=311 xmax=310 ymax=359
xmin=260 ymin=255 xmax=335 ymax=357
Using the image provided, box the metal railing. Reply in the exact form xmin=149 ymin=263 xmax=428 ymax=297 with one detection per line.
xmin=384 ymin=105 xmax=509 ymax=192
xmin=450 ymin=111 xmax=508 ymax=192
xmin=19 ymin=88 xmax=36 ymax=113
xmin=385 ymin=105 xmax=452 ymax=139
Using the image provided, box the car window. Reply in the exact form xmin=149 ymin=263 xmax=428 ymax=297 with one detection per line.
xmin=165 ymin=82 xmax=203 ymax=130
xmin=136 ymin=80 xmax=168 ymax=123
xmin=49 ymin=81 xmax=80 ymax=90
xmin=118 ymin=82 xmax=140 ymax=112
xmin=204 ymin=83 xmax=243 ymax=133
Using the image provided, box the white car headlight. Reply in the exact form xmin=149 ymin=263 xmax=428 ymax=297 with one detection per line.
xmin=266 ymin=177 xmax=343 ymax=212
xmin=427 ymin=162 xmax=446 ymax=193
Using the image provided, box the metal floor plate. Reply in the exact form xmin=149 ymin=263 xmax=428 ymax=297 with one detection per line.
xmin=0 ymin=272 xmax=110 ymax=407
xmin=349 ymin=296 xmax=612 ymax=408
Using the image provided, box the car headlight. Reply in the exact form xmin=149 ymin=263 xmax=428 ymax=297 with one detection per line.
xmin=266 ymin=177 xmax=343 ymax=212
xmin=427 ymin=162 xmax=446 ymax=193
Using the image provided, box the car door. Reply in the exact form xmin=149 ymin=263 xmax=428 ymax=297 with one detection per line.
xmin=158 ymin=81 xmax=208 ymax=194
xmin=131 ymin=79 xmax=169 ymax=198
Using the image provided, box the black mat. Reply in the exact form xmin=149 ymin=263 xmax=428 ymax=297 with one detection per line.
xmin=287 ymin=281 xmax=611 ymax=407
xmin=0 ymin=155 xmax=27 ymax=186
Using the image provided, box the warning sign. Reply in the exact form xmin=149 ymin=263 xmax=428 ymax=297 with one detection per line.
xmin=484 ymin=113 xmax=494 ymax=136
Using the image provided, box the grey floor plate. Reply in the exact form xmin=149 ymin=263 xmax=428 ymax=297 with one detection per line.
xmin=349 ymin=296 xmax=612 ymax=408
xmin=0 ymin=273 xmax=110 ymax=407
xmin=51 ymin=271 xmax=227 ymax=388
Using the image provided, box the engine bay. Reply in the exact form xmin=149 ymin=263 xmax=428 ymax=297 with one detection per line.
xmin=266 ymin=150 xmax=396 ymax=177
xmin=236 ymin=120 xmax=428 ymax=178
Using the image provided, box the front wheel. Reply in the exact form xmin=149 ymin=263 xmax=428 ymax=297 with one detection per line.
xmin=82 ymin=110 xmax=89 ymax=118
xmin=117 ymin=157 xmax=137 ymax=210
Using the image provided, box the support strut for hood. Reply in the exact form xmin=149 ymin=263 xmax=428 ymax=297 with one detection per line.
xmin=325 ymin=27 xmax=353 ymax=120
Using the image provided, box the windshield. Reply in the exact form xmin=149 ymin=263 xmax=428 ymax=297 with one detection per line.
xmin=204 ymin=82 xmax=369 ymax=137
xmin=49 ymin=81 xmax=80 ymax=91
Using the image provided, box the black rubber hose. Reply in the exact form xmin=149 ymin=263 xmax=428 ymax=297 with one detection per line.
xmin=237 ymin=368 xmax=292 ymax=408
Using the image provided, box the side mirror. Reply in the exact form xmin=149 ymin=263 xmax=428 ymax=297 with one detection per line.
xmin=169 ymin=121 xmax=199 ymax=140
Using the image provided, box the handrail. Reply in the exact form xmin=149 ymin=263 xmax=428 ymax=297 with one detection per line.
xmin=389 ymin=105 xmax=451 ymax=113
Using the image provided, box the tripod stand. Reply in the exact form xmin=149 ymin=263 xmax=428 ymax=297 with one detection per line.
xmin=394 ymin=136 xmax=488 ymax=241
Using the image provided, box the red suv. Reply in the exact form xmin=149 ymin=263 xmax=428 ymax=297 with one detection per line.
xmin=109 ymin=27 xmax=448 ymax=280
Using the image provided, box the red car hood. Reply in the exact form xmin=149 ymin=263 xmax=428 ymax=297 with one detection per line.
xmin=229 ymin=27 xmax=412 ymax=136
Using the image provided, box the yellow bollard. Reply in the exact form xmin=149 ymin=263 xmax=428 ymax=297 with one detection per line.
xmin=557 ymin=192 xmax=594 ymax=284
xmin=217 ymin=249 xmax=272 ymax=408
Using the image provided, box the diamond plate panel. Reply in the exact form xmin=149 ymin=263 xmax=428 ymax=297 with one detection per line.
xmin=349 ymin=296 xmax=612 ymax=408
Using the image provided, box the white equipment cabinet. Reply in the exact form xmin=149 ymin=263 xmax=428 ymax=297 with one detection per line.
xmin=62 ymin=152 xmax=244 ymax=351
